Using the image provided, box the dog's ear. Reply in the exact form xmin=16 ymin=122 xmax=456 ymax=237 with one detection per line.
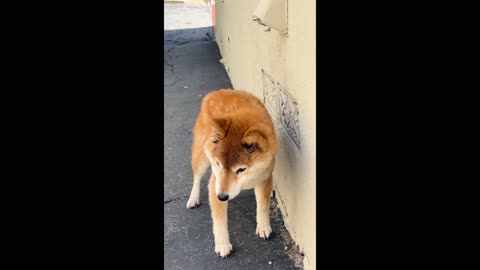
xmin=242 ymin=126 xmax=268 ymax=153
xmin=212 ymin=117 xmax=230 ymax=133
xmin=211 ymin=117 xmax=230 ymax=143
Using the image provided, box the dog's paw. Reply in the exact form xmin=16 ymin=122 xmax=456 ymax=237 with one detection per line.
xmin=214 ymin=243 xmax=233 ymax=258
xmin=256 ymin=224 xmax=272 ymax=239
xmin=186 ymin=196 xmax=200 ymax=209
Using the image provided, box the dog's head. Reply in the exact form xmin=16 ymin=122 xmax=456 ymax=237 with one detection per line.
xmin=205 ymin=111 xmax=278 ymax=201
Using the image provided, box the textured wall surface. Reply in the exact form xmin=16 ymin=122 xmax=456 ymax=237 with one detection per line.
xmin=215 ymin=1 xmax=316 ymax=269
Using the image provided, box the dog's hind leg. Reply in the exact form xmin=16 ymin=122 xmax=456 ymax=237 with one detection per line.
xmin=187 ymin=144 xmax=209 ymax=209
xmin=209 ymin=174 xmax=233 ymax=257
xmin=254 ymin=176 xmax=273 ymax=239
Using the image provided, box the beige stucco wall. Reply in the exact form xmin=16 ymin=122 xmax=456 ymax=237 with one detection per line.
xmin=215 ymin=1 xmax=316 ymax=269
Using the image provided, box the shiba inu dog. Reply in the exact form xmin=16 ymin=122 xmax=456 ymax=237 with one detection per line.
xmin=186 ymin=89 xmax=279 ymax=257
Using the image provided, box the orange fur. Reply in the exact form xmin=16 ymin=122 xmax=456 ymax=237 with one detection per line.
xmin=186 ymin=89 xmax=278 ymax=257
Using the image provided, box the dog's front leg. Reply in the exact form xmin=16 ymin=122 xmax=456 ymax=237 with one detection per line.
xmin=254 ymin=176 xmax=273 ymax=239
xmin=208 ymin=174 xmax=232 ymax=257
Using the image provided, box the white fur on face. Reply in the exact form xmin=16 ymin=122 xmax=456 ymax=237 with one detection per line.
xmin=205 ymin=146 xmax=274 ymax=199
xmin=238 ymin=159 xmax=273 ymax=190
xmin=205 ymin=150 xmax=227 ymax=196
xmin=211 ymin=163 xmax=243 ymax=200
xmin=223 ymin=178 xmax=242 ymax=200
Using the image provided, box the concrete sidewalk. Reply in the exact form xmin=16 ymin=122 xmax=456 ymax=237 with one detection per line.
xmin=164 ymin=4 xmax=302 ymax=270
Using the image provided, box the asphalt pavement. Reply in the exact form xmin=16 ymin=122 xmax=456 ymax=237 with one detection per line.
xmin=164 ymin=4 xmax=301 ymax=269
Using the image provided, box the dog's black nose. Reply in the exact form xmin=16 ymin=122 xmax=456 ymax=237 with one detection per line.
xmin=217 ymin=193 xmax=229 ymax=201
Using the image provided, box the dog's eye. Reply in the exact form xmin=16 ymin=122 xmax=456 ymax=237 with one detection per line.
xmin=216 ymin=161 xmax=220 ymax=166
xmin=236 ymin=168 xmax=246 ymax=174
xmin=242 ymin=143 xmax=256 ymax=153
xmin=242 ymin=143 xmax=253 ymax=149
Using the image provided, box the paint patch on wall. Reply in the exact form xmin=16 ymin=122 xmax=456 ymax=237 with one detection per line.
xmin=262 ymin=70 xmax=301 ymax=150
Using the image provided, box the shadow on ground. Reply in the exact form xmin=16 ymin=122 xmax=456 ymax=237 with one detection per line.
xmin=164 ymin=27 xmax=214 ymax=46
